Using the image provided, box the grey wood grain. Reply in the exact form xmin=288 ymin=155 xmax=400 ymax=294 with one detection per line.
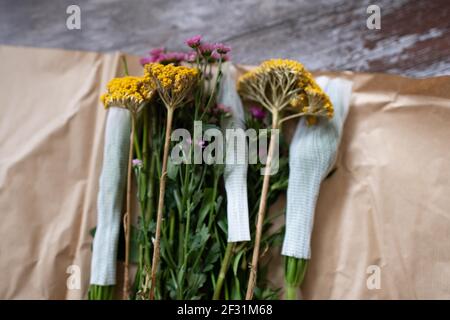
xmin=0 ymin=0 xmax=449 ymax=77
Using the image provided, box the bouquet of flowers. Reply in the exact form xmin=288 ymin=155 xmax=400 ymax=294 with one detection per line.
xmin=89 ymin=36 xmax=287 ymax=300
xmin=89 ymin=37 xmax=351 ymax=300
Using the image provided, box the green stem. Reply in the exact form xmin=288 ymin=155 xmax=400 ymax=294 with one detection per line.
xmin=88 ymin=285 xmax=114 ymax=300
xmin=149 ymin=106 xmax=174 ymax=300
xmin=169 ymin=208 xmax=175 ymax=242
xmin=178 ymin=222 xmax=185 ymax=267
xmin=183 ymin=201 xmax=191 ymax=266
xmin=147 ymin=151 xmax=156 ymax=223
xmin=199 ymin=58 xmax=223 ymax=121
xmin=284 ymin=256 xmax=308 ymax=300
xmin=192 ymin=169 xmax=218 ymax=270
xmin=285 ymin=285 xmax=297 ymax=300
xmin=134 ymin=133 xmax=142 ymax=160
xmin=122 ymin=56 xmax=129 ymax=76
xmin=213 ymin=242 xmax=234 ymax=300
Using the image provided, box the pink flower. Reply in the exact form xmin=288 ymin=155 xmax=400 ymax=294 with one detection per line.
xmin=186 ymin=35 xmax=202 ymax=48
xmin=132 ymin=159 xmax=143 ymax=167
xmin=186 ymin=51 xmax=198 ymax=62
xmin=249 ymin=105 xmax=267 ymax=119
xmin=140 ymin=47 xmax=187 ymax=65
xmin=214 ymin=43 xmax=231 ymax=54
xmin=149 ymin=47 xmax=165 ymax=56
xmin=210 ymin=51 xmax=221 ymax=61
xmin=158 ymin=51 xmax=187 ymax=64
xmin=140 ymin=56 xmax=153 ymax=65
xmin=199 ymin=43 xmax=215 ymax=56
xmin=216 ymin=103 xmax=231 ymax=114
xmin=140 ymin=47 xmax=166 ymax=65
xmin=221 ymin=53 xmax=232 ymax=62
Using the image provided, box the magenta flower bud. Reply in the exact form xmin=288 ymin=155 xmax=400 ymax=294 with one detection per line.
xmin=149 ymin=47 xmax=165 ymax=56
xmin=221 ymin=53 xmax=232 ymax=62
xmin=153 ymin=51 xmax=187 ymax=65
xmin=140 ymin=56 xmax=153 ymax=66
xmin=132 ymin=159 xmax=143 ymax=167
xmin=214 ymin=43 xmax=231 ymax=54
xmin=199 ymin=43 xmax=215 ymax=56
xmin=186 ymin=51 xmax=198 ymax=62
xmin=211 ymin=51 xmax=221 ymax=61
xmin=140 ymin=47 xmax=166 ymax=65
xmin=216 ymin=103 xmax=231 ymax=113
xmin=186 ymin=35 xmax=202 ymax=48
xmin=249 ymin=105 xmax=267 ymax=120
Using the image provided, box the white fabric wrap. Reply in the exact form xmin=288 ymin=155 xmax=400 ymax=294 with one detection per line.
xmin=282 ymin=77 xmax=352 ymax=259
xmin=90 ymin=107 xmax=130 ymax=285
xmin=219 ymin=62 xmax=250 ymax=242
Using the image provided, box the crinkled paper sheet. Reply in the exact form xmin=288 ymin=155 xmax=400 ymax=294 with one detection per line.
xmin=1 ymin=46 xmax=450 ymax=299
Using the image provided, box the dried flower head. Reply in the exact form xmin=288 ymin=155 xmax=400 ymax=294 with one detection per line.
xmin=144 ymin=63 xmax=199 ymax=109
xmin=100 ymin=76 xmax=154 ymax=112
xmin=238 ymin=59 xmax=333 ymax=124
xmin=304 ymin=85 xmax=333 ymax=117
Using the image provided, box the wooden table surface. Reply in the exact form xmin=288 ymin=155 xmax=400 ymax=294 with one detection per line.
xmin=1 ymin=0 xmax=449 ymax=77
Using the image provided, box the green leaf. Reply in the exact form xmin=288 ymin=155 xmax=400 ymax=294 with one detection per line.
xmin=217 ymin=219 xmax=227 ymax=235
xmin=129 ymin=225 xmax=140 ymax=264
xmin=231 ymin=276 xmax=242 ymax=300
xmin=173 ymin=189 xmax=182 ymax=215
xmin=196 ymin=188 xmax=213 ymax=229
xmin=203 ymin=242 xmax=220 ymax=272
xmin=187 ymin=272 xmax=206 ymax=292
xmin=189 ymin=225 xmax=210 ymax=253
xmin=215 ymin=195 xmax=223 ymax=213
xmin=190 ymin=190 xmax=203 ymax=213
xmin=232 ymin=250 xmax=245 ymax=276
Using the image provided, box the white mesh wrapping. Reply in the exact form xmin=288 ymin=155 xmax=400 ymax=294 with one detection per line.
xmin=282 ymin=77 xmax=352 ymax=258
xmin=90 ymin=107 xmax=130 ymax=285
xmin=219 ymin=62 xmax=250 ymax=242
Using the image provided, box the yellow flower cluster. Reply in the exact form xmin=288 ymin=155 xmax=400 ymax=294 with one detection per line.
xmin=100 ymin=76 xmax=153 ymax=110
xmin=238 ymin=59 xmax=306 ymax=91
xmin=261 ymin=59 xmax=306 ymax=75
xmin=304 ymin=86 xmax=333 ymax=118
xmin=144 ymin=63 xmax=198 ymax=107
xmin=238 ymin=59 xmax=333 ymax=123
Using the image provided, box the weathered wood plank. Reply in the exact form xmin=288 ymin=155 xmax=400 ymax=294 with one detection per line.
xmin=0 ymin=0 xmax=448 ymax=77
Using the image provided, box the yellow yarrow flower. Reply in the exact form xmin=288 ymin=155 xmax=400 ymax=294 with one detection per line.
xmin=144 ymin=63 xmax=198 ymax=108
xmin=304 ymin=86 xmax=333 ymax=118
xmin=238 ymin=58 xmax=333 ymax=124
xmin=260 ymin=59 xmax=305 ymax=75
xmin=101 ymin=76 xmax=154 ymax=112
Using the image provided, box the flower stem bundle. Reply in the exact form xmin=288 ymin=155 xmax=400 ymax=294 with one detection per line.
xmin=99 ymin=76 xmax=154 ymax=299
xmin=92 ymin=39 xmax=322 ymax=301
xmin=238 ymin=59 xmax=333 ymax=299
xmin=284 ymin=257 xmax=308 ymax=300
xmin=143 ymin=63 xmax=199 ymax=299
